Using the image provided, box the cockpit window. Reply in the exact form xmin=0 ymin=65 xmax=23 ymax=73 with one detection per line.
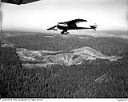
xmin=58 ymin=23 xmax=68 ymax=27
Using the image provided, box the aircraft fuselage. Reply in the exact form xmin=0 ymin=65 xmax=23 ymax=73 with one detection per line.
xmin=57 ymin=25 xmax=93 ymax=30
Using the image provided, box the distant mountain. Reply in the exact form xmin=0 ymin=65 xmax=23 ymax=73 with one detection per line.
xmin=16 ymin=46 xmax=122 ymax=67
xmin=4 ymin=32 xmax=128 ymax=56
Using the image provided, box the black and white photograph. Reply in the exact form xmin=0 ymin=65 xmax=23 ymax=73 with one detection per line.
xmin=0 ymin=0 xmax=128 ymax=99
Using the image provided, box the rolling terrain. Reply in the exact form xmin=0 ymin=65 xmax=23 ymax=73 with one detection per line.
xmin=0 ymin=31 xmax=128 ymax=98
xmin=17 ymin=46 xmax=121 ymax=68
xmin=3 ymin=31 xmax=128 ymax=56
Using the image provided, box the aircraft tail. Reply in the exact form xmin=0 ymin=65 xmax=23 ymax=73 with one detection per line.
xmin=47 ymin=25 xmax=57 ymax=30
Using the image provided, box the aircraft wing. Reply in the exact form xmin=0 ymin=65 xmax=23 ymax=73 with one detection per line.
xmin=1 ymin=0 xmax=40 ymax=4
xmin=63 ymin=19 xmax=87 ymax=24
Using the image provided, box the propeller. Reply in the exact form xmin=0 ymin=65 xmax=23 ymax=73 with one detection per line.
xmin=90 ymin=23 xmax=98 ymax=31
xmin=94 ymin=23 xmax=98 ymax=27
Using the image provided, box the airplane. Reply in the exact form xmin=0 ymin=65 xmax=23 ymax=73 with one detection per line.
xmin=47 ymin=18 xmax=98 ymax=35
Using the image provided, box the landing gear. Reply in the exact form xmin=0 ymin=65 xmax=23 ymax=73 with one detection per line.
xmin=61 ymin=31 xmax=69 ymax=35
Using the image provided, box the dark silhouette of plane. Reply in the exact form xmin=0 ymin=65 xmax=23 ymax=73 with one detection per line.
xmin=47 ymin=19 xmax=97 ymax=35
